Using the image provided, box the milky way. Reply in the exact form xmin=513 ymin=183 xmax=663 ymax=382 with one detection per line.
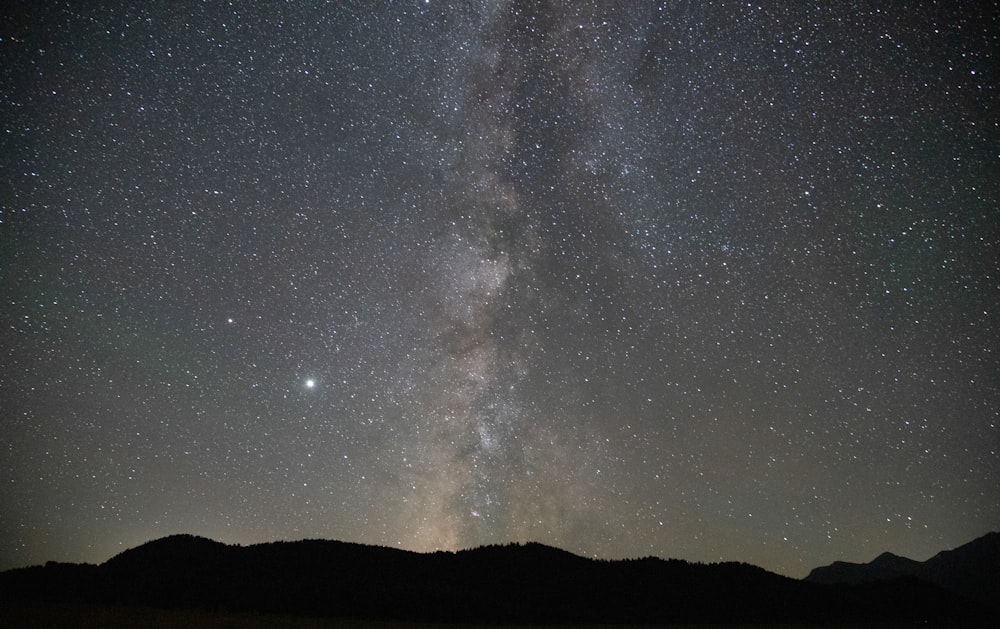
xmin=1 ymin=1 xmax=997 ymax=577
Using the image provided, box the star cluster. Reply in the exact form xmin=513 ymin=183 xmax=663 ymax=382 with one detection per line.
xmin=1 ymin=1 xmax=997 ymax=577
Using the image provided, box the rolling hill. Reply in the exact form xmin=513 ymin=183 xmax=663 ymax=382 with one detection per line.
xmin=2 ymin=533 xmax=996 ymax=625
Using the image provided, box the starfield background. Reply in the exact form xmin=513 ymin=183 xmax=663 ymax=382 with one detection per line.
xmin=1 ymin=0 xmax=998 ymax=579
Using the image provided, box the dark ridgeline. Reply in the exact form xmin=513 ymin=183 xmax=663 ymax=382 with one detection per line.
xmin=2 ymin=533 xmax=997 ymax=625
xmin=806 ymin=530 xmax=1000 ymax=611
xmin=806 ymin=550 xmax=924 ymax=584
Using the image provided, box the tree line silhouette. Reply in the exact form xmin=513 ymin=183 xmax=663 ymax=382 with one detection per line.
xmin=2 ymin=534 xmax=996 ymax=625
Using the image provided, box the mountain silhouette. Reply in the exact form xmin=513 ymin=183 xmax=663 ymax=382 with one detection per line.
xmin=804 ymin=550 xmax=923 ymax=584
xmin=2 ymin=533 xmax=997 ymax=625
xmin=805 ymin=531 xmax=1000 ymax=610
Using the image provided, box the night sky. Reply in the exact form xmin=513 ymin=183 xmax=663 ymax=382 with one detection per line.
xmin=2 ymin=1 xmax=998 ymax=578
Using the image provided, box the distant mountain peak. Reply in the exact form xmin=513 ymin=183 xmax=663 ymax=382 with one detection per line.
xmin=804 ymin=531 xmax=1000 ymax=610
xmin=868 ymin=551 xmax=921 ymax=571
xmin=873 ymin=550 xmax=905 ymax=561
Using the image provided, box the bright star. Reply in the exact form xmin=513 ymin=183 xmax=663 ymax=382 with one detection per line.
xmin=305 ymin=378 xmax=315 ymax=389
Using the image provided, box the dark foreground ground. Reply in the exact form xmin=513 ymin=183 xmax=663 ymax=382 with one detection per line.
xmin=2 ymin=601 xmax=990 ymax=629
